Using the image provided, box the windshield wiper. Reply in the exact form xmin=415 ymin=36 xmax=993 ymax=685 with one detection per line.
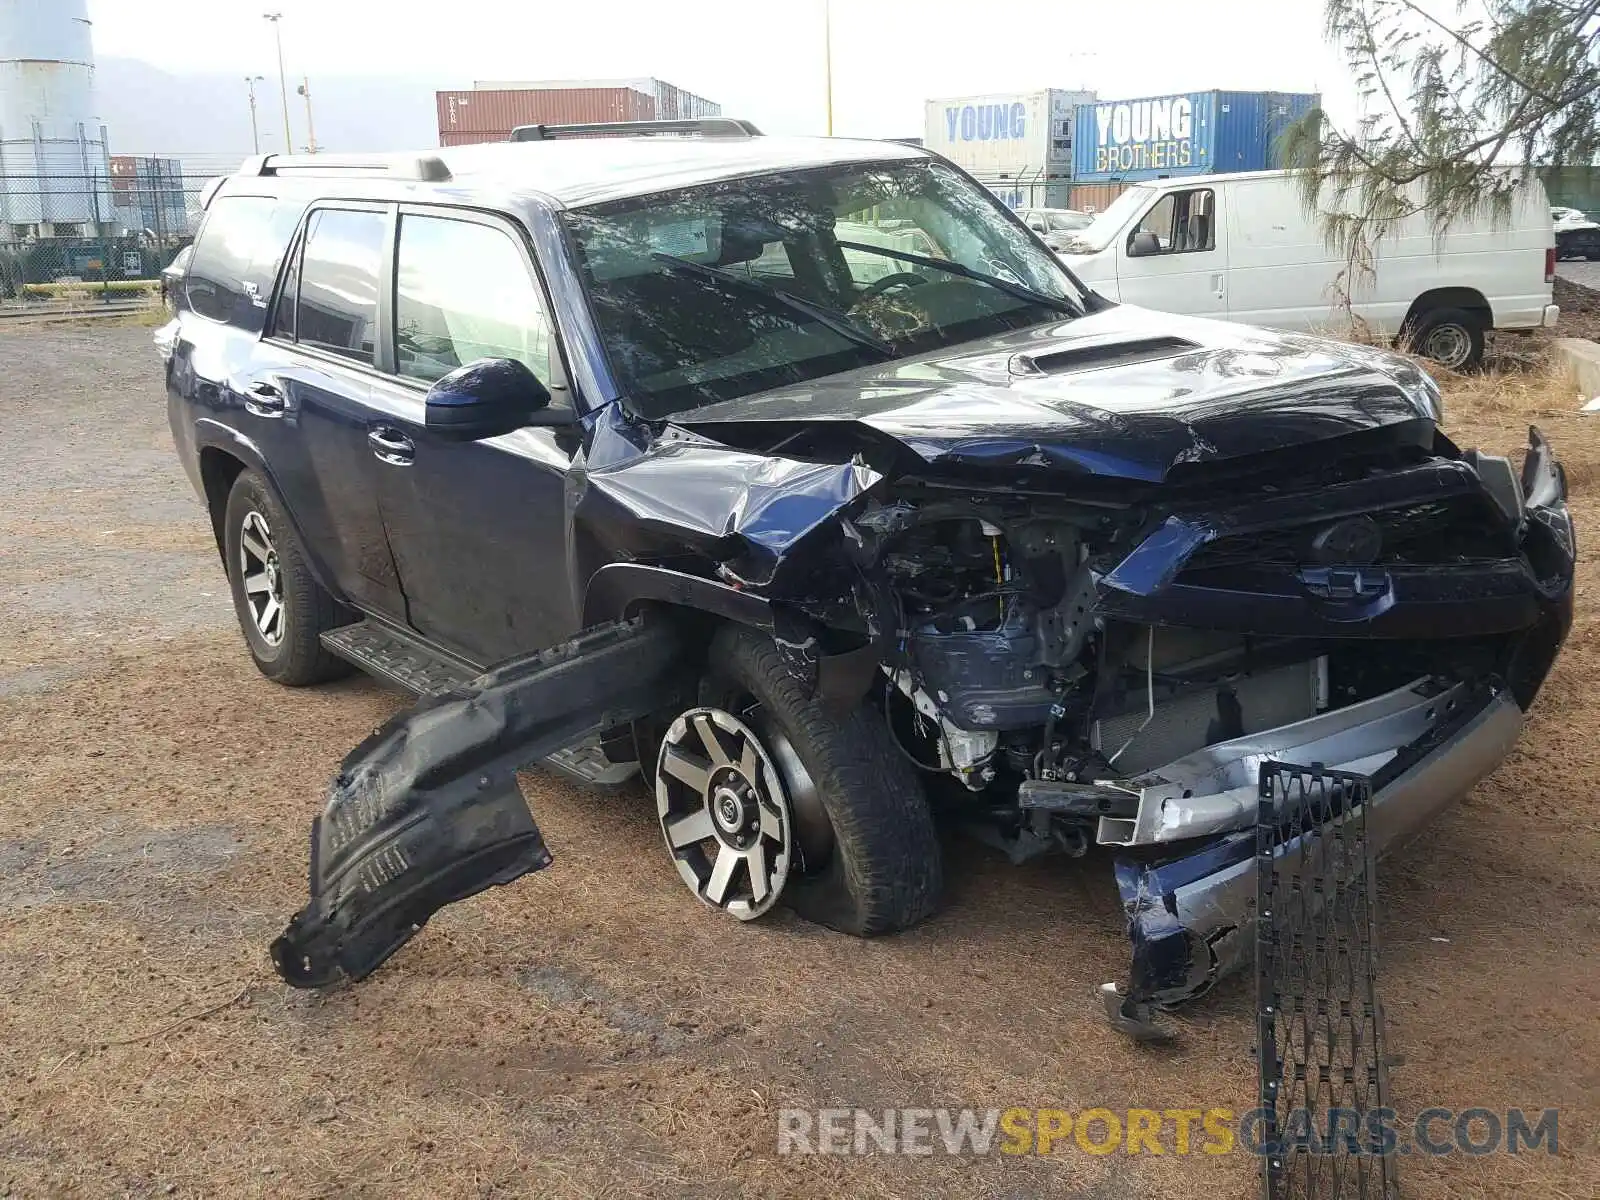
xmin=834 ymin=240 xmax=1081 ymax=316
xmin=650 ymin=252 xmax=896 ymax=358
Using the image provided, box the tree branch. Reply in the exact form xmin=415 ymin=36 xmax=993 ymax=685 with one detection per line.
xmin=1390 ymin=0 xmax=1599 ymax=106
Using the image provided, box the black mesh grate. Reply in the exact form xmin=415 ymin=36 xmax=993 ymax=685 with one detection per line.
xmin=1183 ymin=497 xmax=1509 ymax=574
xmin=1256 ymin=763 xmax=1399 ymax=1200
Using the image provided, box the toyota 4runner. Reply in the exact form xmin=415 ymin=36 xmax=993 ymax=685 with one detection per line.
xmin=158 ymin=120 xmax=1575 ymax=1035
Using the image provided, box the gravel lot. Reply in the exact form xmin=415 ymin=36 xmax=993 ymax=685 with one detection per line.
xmin=1558 ymin=259 xmax=1600 ymax=292
xmin=0 ymin=325 xmax=1597 ymax=1199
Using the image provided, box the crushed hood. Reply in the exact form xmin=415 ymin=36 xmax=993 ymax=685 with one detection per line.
xmin=669 ymin=306 xmax=1441 ymax=483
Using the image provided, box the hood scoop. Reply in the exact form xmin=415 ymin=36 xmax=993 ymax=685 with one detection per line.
xmin=1009 ymin=335 xmax=1198 ymax=378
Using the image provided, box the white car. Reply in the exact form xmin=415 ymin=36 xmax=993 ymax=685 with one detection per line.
xmin=1019 ymin=207 xmax=1092 ymax=251
xmin=1060 ymin=169 xmax=1558 ymax=370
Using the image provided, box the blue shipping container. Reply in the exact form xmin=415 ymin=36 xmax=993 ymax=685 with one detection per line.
xmin=1071 ymin=90 xmax=1317 ymax=182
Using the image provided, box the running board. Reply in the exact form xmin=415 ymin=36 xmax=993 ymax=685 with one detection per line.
xmin=321 ymin=620 xmax=475 ymax=697
xmin=321 ymin=620 xmax=640 ymax=787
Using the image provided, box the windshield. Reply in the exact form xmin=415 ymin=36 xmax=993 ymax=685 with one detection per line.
xmin=562 ymin=158 xmax=1086 ymax=417
xmin=1061 ymin=185 xmax=1158 ymax=254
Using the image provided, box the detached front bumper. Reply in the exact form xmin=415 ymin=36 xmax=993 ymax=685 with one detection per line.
xmin=1107 ymin=684 xmax=1523 ymax=1022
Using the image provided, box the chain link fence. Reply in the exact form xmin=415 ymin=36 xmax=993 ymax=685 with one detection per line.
xmin=0 ymin=167 xmax=213 ymax=301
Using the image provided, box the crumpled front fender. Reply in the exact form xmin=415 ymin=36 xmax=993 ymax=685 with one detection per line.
xmin=271 ymin=618 xmax=686 ymax=988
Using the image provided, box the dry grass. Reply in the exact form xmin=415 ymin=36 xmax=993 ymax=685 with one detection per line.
xmin=0 ymin=327 xmax=1596 ymax=1199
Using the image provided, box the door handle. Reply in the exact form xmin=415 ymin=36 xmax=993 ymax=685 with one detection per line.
xmin=243 ymin=380 xmax=285 ymax=418
xmin=367 ymin=426 xmax=415 ymax=466
xmin=1210 ymin=273 xmax=1225 ymax=299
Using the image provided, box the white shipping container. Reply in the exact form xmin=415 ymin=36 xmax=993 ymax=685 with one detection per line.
xmin=924 ymin=89 xmax=1095 ymax=179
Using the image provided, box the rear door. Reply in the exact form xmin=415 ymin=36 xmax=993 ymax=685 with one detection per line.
xmin=362 ymin=206 xmax=577 ymax=665
xmin=253 ymin=203 xmax=407 ymax=619
xmin=1113 ymin=185 xmax=1228 ymax=318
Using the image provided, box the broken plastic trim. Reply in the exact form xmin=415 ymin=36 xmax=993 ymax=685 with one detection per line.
xmin=1101 ymin=684 xmax=1523 ymax=1035
xmin=271 ymin=618 xmax=685 ymax=988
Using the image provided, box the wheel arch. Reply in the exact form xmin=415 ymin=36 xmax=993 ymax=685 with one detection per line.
xmin=193 ymin=422 xmax=341 ymax=596
xmin=1401 ymin=287 xmax=1493 ymax=333
xmin=582 ymin=562 xmax=775 ymax=633
xmin=583 ymin=563 xmax=776 ymax=770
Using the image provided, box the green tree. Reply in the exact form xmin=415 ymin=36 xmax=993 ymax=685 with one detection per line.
xmin=1286 ymin=0 xmax=1600 ymax=301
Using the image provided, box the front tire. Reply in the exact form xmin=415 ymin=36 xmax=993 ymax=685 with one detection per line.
xmin=678 ymin=625 xmax=942 ymax=936
xmin=223 ymin=470 xmax=350 ymax=686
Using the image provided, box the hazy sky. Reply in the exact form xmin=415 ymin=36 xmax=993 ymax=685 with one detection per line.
xmin=85 ymin=0 xmax=1354 ymax=140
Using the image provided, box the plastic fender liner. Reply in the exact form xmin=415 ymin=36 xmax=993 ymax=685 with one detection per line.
xmin=271 ymin=618 xmax=685 ymax=988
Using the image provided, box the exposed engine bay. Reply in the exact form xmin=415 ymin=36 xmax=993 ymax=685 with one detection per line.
xmin=823 ymin=488 xmax=1430 ymax=862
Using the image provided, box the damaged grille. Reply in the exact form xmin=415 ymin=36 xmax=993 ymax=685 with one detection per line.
xmin=1255 ymin=763 xmax=1399 ymax=1200
xmin=1182 ymin=496 xmax=1509 ymax=575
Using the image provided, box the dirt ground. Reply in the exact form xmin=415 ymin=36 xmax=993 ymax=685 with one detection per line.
xmin=0 ymin=325 xmax=1596 ymax=1200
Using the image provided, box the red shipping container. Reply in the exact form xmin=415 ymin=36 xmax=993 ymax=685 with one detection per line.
xmin=437 ymin=87 xmax=656 ymax=141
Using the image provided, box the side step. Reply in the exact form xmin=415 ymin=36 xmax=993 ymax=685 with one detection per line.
xmin=321 ymin=620 xmax=641 ymax=788
xmin=322 ymin=620 xmax=475 ymax=697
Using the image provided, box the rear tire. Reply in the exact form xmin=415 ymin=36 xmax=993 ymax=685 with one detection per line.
xmin=223 ymin=470 xmax=351 ymax=686
xmin=1405 ymin=307 xmax=1486 ymax=371
xmin=693 ymin=626 xmax=942 ymax=936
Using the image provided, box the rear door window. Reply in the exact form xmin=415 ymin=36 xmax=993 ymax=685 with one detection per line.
xmin=185 ymin=195 xmax=301 ymax=329
xmin=296 ymin=208 xmax=387 ymax=365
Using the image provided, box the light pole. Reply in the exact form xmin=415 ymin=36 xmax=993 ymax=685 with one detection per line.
xmin=296 ymin=77 xmax=318 ymax=153
xmin=823 ymin=0 xmax=833 ymax=136
xmin=263 ymin=13 xmax=293 ymax=156
xmin=245 ymin=75 xmax=266 ymax=154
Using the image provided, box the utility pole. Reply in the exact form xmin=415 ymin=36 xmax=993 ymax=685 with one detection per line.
xmin=263 ymin=13 xmax=293 ymax=155
xmin=245 ymin=75 xmax=265 ymax=154
xmin=823 ymin=0 xmax=834 ymax=136
xmin=297 ymin=77 xmax=318 ymax=153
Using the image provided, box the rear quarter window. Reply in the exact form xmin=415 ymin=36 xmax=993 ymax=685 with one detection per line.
xmin=185 ymin=194 xmax=302 ymax=331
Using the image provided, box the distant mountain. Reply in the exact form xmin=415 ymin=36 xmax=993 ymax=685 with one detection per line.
xmin=95 ymin=56 xmax=446 ymax=167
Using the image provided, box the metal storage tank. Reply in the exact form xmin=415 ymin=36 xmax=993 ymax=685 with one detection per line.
xmin=0 ymin=0 xmax=112 ymax=235
xmin=1072 ymin=90 xmax=1318 ymax=183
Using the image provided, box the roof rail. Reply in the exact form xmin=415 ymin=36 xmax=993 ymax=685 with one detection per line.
xmin=246 ymin=153 xmax=453 ymax=182
xmin=510 ymin=118 xmax=762 ymax=143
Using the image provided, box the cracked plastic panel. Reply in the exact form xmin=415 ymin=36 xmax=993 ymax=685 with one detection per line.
xmin=271 ymin=618 xmax=685 ymax=988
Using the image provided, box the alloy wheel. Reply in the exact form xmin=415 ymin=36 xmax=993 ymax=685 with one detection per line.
xmin=655 ymin=707 xmax=794 ymax=920
xmin=238 ymin=509 xmax=286 ymax=646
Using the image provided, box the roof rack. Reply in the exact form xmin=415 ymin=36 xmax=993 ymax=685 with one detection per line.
xmin=509 ymin=118 xmax=762 ymax=143
xmin=243 ymin=152 xmax=453 ymax=182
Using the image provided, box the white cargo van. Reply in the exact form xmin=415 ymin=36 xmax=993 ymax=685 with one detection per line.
xmin=1058 ymin=170 xmax=1558 ymax=369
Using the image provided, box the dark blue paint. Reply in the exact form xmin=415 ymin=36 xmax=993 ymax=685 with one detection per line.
xmin=1101 ymin=517 xmax=1210 ymax=595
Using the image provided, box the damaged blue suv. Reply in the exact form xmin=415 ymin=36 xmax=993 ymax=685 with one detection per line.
xmin=160 ymin=121 xmax=1574 ymax=1034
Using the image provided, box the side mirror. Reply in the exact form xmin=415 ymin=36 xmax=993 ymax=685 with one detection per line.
xmin=423 ymin=358 xmax=568 ymax=440
xmin=1127 ymin=230 xmax=1162 ymax=258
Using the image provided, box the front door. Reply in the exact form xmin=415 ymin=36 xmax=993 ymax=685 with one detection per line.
xmin=1114 ymin=186 xmax=1228 ymax=319
xmin=363 ymin=207 xmax=577 ymax=666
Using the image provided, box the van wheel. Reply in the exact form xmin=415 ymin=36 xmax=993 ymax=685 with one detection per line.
xmin=223 ymin=470 xmax=351 ymax=686
xmin=1406 ymin=308 xmax=1485 ymax=371
xmin=655 ymin=625 xmax=942 ymax=936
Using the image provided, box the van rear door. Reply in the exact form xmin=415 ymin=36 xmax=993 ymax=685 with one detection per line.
xmin=1113 ymin=185 xmax=1228 ymax=318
